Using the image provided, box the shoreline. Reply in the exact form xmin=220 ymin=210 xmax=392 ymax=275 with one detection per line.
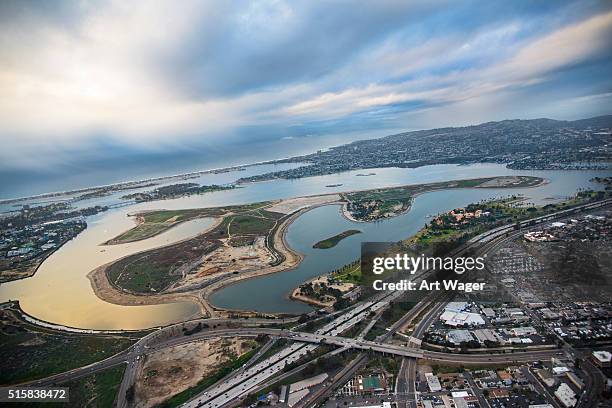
xmin=87 ymin=216 xmax=226 ymax=317
xmin=87 ymin=261 xmax=211 ymax=316
xmin=86 ymin=175 xmax=549 ymax=318
xmin=0 ymin=235 xmax=73 ymax=284
xmin=200 ymin=205 xmax=310 ymax=317
xmin=0 ymin=160 xmax=553 ymax=205
xmin=339 ymin=176 xmax=550 ymax=223
xmin=86 ymin=203 xmax=310 ymax=319
xmin=0 ymin=157 xmax=301 ymax=204
xmin=289 ymin=274 xmax=336 ymax=309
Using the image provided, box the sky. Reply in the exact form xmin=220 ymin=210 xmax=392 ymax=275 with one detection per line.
xmin=1 ymin=0 xmax=612 ymax=196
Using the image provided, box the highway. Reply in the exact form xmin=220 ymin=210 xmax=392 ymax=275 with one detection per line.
xmin=181 ymin=292 xmax=404 ymax=408
xmin=17 ymin=199 xmax=611 ymax=407
xmin=212 ymin=200 xmax=604 ymax=407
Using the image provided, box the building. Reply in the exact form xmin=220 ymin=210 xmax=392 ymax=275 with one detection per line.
xmin=592 ymin=351 xmax=611 ymax=368
xmin=353 ymin=403 xmax=392 ymax=408
xmin=446 ymin=329 xmax=474 ymax=345
xmin=489 ymin=389 xmax=510 ymax=399
xmin=425 ymin=373 xmax=442 ymax=392
xmin=510 ymin=326 xmax=537 ymax=336
xmin=473 ymin=328 xmax=499 ymax=344
xmin=481 ymin=307 xmax=495 ymax=318
xmin=264 ymin=392 xmax=278 ymax=404
xmin=279 ymin=385 xmax=289 ymax=403
xmin=445 ymin=302 xmax=468 ymax=313
xmin=552 ymin=366 xmax=570 ymax=376
xmin=287 ymin=389 xmax=309 ymax=407
xmin=453 ymin=398 xmax=468 ymax=408
xmin=566 ymin=372 xmax=584 ymax=390
xmin=554 ymin=383 xmax=577 ymax=408
xmin=440 ymin=311 xmax=485 ymax=327
xmin=421 ymin=401 xmax=434 ymax=408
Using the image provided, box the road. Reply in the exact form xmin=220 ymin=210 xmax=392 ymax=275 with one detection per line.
xmin=181 ymin=294 xmax=401 ymax=408
xmin=19 ymin=199 xmax=611 ymax=406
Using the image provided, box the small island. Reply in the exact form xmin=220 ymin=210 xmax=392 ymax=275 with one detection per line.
xmin=313 ymin=229 xmax=361 ymax=249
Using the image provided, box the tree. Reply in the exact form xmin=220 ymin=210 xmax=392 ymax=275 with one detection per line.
xmin=125 ymin=385 xmax=135 ymax=403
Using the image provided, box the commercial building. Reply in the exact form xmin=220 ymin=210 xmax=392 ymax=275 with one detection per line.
xmin=447 ymin=329 xmax=474 ymax=345
xmin=510 ymin=326 xmax=537 ymax=336
xmin=279 ymin=385 xmax=289 ymax=403
xmin=440 ymin=311 xmax=485 ymax=327
xmin=592 ymin=351 xmax=611 ymax=368
xmin=425 ymin=373 xmax=442 ymax=392
xmin=554 ymin=383 xmax=577 ymax=408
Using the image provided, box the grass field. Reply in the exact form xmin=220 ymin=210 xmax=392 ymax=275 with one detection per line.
xmin=313 ymin=229 xmax=361 ymax=249
xmin=0 ymin=318 xmax=135 ymax=385
xmin=107 ymin=202 xmax=272 ymax=244
xmin=105 ymin=205 xmax=283 ymax=294
xmin=31 ymin=365 xmax=126 ymax=408
xmin=106 ymin=236 xmax=219 ymax=293
xmin=333 ymin=261 xmax=362 ymax=284
xmin=224 ymin=212 xmax=279 ymax=236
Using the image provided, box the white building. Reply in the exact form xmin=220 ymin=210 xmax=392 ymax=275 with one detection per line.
xmin=440 ymin=311 xmax=485 ymax=327
xmin=425 ymin=373 xmax=442 ymax=392
xmin=552 ymin=366 xmax=570 ymax=376
xmin=445 ymin=302 xmax=468 ymax=313
xmin=592 ymin=350 xmax=611 ymax=367
xmin=447 ymin=329 xmax=474 ymax=345
xmin=510 ymin=326 xmax=537 ymax=336
xmin=554 ymin=383 xmax=577 ymax=408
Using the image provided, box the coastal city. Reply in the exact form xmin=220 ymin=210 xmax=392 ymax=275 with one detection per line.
xmin=1 ymin=161 xmax=611 ymax=408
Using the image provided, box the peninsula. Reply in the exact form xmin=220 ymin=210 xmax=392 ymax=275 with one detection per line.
xmin=87 ymin=175 xmax=544 ymax=317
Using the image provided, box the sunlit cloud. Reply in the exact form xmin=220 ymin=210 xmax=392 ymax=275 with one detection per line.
xmin=0 ymin=0 xmax=610 ymax=170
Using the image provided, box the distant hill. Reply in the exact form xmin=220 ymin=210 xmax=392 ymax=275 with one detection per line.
xmin=567 ymin=115 xmax=612 ymax=129
xmin=239 ymin=114 xmax=612 ymax=183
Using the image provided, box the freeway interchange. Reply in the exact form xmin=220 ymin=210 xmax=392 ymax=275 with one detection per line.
xmin=20 ymin=198 xmax=612 ymax=407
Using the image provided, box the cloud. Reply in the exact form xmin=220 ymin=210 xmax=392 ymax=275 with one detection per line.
xmin=281 ymin=10 xmax=612 ymax=122
xmin=0 ymin=0 xmax=611 ymax=172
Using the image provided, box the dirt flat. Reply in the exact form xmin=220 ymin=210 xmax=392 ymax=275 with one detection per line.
xmin=267 ymin=194 xmax=341 ymax=214
xmin=134 ymin=337 xmax=255 ymax=408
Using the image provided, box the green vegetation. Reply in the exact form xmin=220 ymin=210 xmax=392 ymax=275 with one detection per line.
xmin=0 ymin=321 xmax=135 ymax=385
xmin=106 ymin=209 xmax=215 ymax=244
xmin=296 ymin=277 xmax=351 ymax=305
xmin=105 ymin=204 xmax=284 ymax=294
xmin=223 ymin=212 xmax=278 ymax=236
xmin=313 ymin=229 xmax=361 ymax=249
xmin=408 ymin=189 xmax=611 ymax=252
xmin=344 ymin=176 xmax=543 ymax=221
xmin=158 ymin=348 xmax=258 ymax=408
xmin=31 ymin=365 xmax=126 ymax=408
xmin=106 ymin=201 xmax=271 ymax=244
xmin=364 ymin=355 xmax=400 ymax=376
xmin=332 ymin=260 xmax=361 ymax=284
xmin=122 ymin=183 xmax=234 ymax=202
xmin=106 ymin=235 xmax=219 ymax=293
